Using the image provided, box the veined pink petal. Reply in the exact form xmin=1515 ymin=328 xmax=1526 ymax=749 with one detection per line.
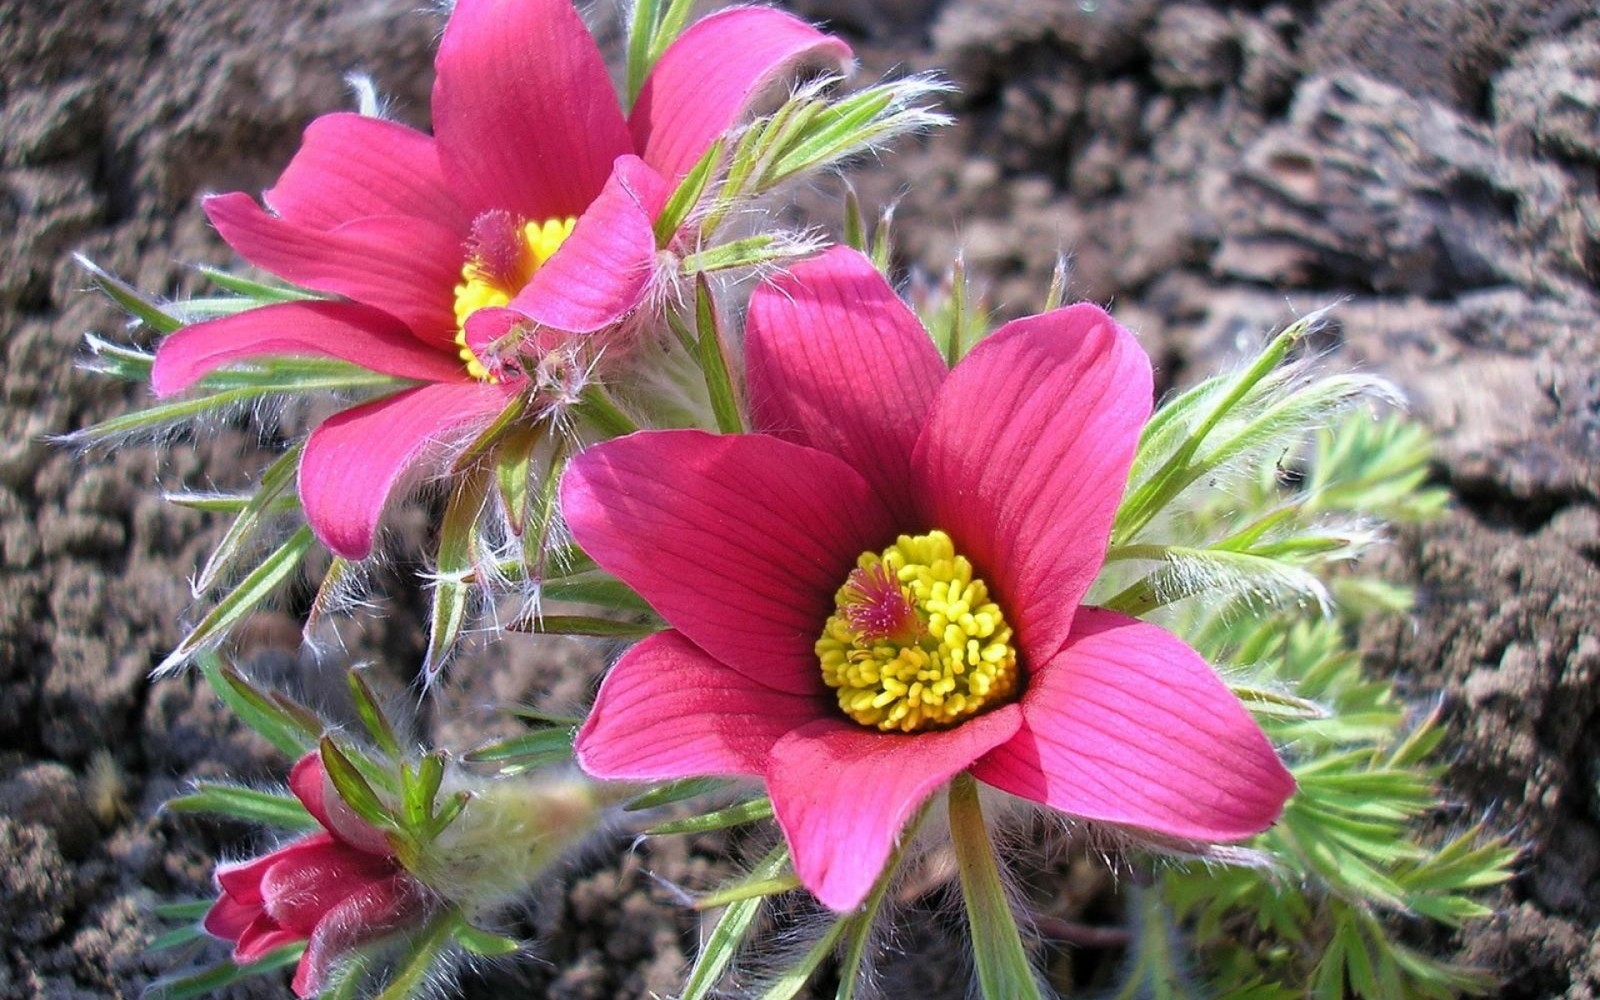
xmin=215 ymin=833 xmax=335 ymax=907
xmin=465 ymin=156 xmax=669 ymax=355
xmin=911 ymin=305 xmax=1152 ymax=666
xmin=260 ymin=840 xmax=395 ymax=935
xmin=576 ymin=630 xmax=824 ymax=780
xmin=288 ymin=753 xmax=393 ymax=857
xmin=767 ymin=706 xmax=1023 ymax=911
xmin=151 ymin=300 xmax=465 ymax=397
xmin=261 ymin=113 xmax=469 ymax=235
xmin=746 ymin=246 xmax=946 ymax=525
xmin=561 ymin=430 xmax=896 ymax=695
xmin=299 ymin=382 xmax=511 ymax=560
xmin=204 ymin=193 xmax=464 ymax=349
xmin=234 ymin=913 xmax=303 ymax=964
xmin=632 ymin=7 xmax=853 ymax=180
xmin=201 ymin=891 xmax=260 ymax=941
xmin=971 ymin=608 xmax=1294 ymax=841
xmin=291 ymin=873 xmax=431 ymax=998
xmin=432 ymin=0 xmax=631 ymax=221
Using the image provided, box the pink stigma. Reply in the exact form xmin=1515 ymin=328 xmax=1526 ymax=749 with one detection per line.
xmin=466 ymin=210 xmax=525 ymax=284
xmin=841 ymin=564 xmax=921 ymax=644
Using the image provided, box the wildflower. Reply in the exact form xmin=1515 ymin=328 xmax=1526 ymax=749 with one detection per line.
xmin=149 ymin=0 xmax=850 ymax=560
xmin=202 ymin=753 xmax=431 ymax=997
xmin=567 ymin=247 xmax=1295 ymax=910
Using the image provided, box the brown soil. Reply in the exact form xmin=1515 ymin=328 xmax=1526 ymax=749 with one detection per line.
xmin=3 ymin=0 xmax=1598 ymax=997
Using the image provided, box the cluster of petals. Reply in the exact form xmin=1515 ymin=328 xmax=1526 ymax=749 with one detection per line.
xmin=202 ymin=754 xmax=430 ymax=997
xmin=567 ymin=246 xmax=1296 ymax=910
xmin=150 ymin=0 xmax=850 ymax=560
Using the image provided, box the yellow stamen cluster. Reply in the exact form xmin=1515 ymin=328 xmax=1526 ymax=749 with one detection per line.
xmin=817 ymin=530 xmax=1018 ymax=733
xmin=452 ymin=216 xmax=576 ymax=380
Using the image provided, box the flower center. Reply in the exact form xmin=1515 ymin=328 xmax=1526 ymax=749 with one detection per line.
xmin=452 ymin=211 xmax=576 ymax=380
xmin=817 ymin=530 xmax=1018 ymax=734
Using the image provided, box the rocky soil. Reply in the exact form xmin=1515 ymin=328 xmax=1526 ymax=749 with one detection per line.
xmin=2 ymin=0 xmax=1597 ymax=996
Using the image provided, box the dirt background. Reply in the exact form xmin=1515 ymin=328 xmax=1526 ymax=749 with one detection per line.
xmin=2 ymin=0 xmax=1598 ymax=997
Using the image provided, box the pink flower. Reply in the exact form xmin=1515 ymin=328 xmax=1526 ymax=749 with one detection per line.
xmin=566 ymin=246 xmax=1295 ymax=911
xmin=150 ymin=0 xmax=850 ymax=560
xmin=202 ymin=754 xmax=430 ymax=997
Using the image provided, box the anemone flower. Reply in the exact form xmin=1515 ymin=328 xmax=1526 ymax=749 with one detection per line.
xmin=203 ymin=753 xmax=430 ymax=997
xmin=149 ymin=0 xmax=850 ymax=560
xmin=567 ymin=246 xmax=1295 ymax=910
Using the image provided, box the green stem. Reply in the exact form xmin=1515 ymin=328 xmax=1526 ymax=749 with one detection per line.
xmin=575 ymin=383 xmax=638 ymax=438
xmin=949 ymin=774 xmax=1044 ymax=1000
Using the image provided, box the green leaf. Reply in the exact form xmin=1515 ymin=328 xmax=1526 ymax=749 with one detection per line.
xmin=694 ymin=869 xmax=802 ymax=910
xmin=153 ymin=900 xmax=215 ymax=922
xmin=680 ymin=235 xmax=807 ymax=274
xmin=319 ymin=738 xmax=394 ymax=831
xmin=493 ymin=423 xmax=542 ymax=535
xmin=454 ymin=921 xmax=521 ymax=958
xmin=159 ymin=525 xmax=316 ymax=674
xmin=464 ymin=727 xmax=576 ymax=774
xmin=680 ymin=845 xmax=790 ymax=1000
xmin=76 ymin=254 xmax=182 ymax=334
xmin=948 ymin=773 xmax=1042 ymax=1000
xmin=625 ymin=777 xmax=732 ymax=811
xmin=539 ymin=574 xmax=653 ymax=613
xmin=373 ymin=914 xmax=456 ymax=1000
xmin=694 ymin=274 xmax=744 ymax=433
xmin=195 ymin=442 xmax=304 ymax=592
xmin=166 ymin=782 xmax=317 ymax=830
xmin=646 ymin=796 xmax=773 ymax=836
xmin=145 ymin=945 xmax=304 ymax=999
xmin=761 ymin=916 xmax=849 ymax=1000
xmin=199 ymin=654 xmax=319 ymax=757
xmin=574 ymin=383 xmax=638 ymax=437
xmin=655 ymin=139 xmax=723 ymax=246
xmin=81 ymin=334 xmax=155 ymax=382
xmin=508 ymin=614 xmax=664 ymax=638
xmin=194 ymin=265 xmax=318 ymax=302
xmin=348 ymin=670 xmax=401 ymax=759
xmin=424 ymin=467 xmax=490 ymax=680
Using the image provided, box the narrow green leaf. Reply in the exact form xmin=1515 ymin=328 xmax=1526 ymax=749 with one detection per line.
xmin=153 ymin=900 xmax=215 ymax=922
xmin=647 ymin=796 xmax=773 ymax=836
xmin=493 ymin=423 xmax=541 ymax=535
xmin=166 ymin=782 xmax=317 ymax=830
xmin=949 ymin=773 xmax=1043 ymax=1000
xmin=944 ymin=252 xmax=967 ymax=367
xmin=539 ymin=574 xmax=654 ymax=613
xmin=199 ymin=654 xmax=319 ymax=757
xmin=76 ymin=254 xmax=182 ymax=333
xmin=625 ymin=777 xmax=732 ymax=811
xmin=842 ymin=186 xmax=867 ymax=252
xmin=146 ymin=924 xmax=206 ymax=953
xmin=405 ymin=752 xmax=447 ymax=830
xmin=464 ymin=728 xmax=575 ymax=774
xmin=196 ymin=442 xmax=304 ymax=592
xmin=575 ymin=383 xmax=638 ymax=437
xmin=761 ymin=916 xmax=850 ymax=1000
xmin=160 ymin=526 xmax=316 ymax=674
xmin=680 ymin=845 xmax=790 ymax=1000
xmin=424 ymin=468 xmax=490 ymax=679
xmin=373 ymin=914 xmax=455 ymax=1000
xmin=508 ymin=614 xmax=664 ymax=638
xmin=194 ymin=265 xmax=317 ymax=302
xmin=454 ymin=921 xmax=521 ymax=958
xmin=145 ymin=946 xmax=304 ymax=1000
xmin=506 ymin=705 xmax=586 ymax=728
xmin=624 ymin=0 xmax=663 ymax=103
xmin=679 ymin=235 xmax=801 ymax=274
xmin=656 ymin=139 xmax=723 ymax=246
xmin=695 ymin=871 xmax=802 ymax=910
xmin=451 ymin=393 xmax=530 ymax=474
xmin=348 ymin=670 xmax=401 ymax=759
xmin=319 ymin=738 xmax=394 ymax=830
xmin=81 ymin=334 xmax=155 ymax=381
xmin=694 ymin=274 xmax=743 ymax=433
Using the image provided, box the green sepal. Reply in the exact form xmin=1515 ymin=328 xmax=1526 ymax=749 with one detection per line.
xmin=348 ymin=669 xmax=401 ymax=759
xmin=319 ymin=737 xmax=395 ymax=831
xmin=199 ymin=654 xmax=320 ymax=757
xmin=165 ymin=782 xmax=318 ymax=830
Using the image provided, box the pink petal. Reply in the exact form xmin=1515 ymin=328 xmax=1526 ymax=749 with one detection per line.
xmin=204 ymin=193 xmax=464 ymax=349
xmin=971 ymin=608 xmax=1295 ymax=841
xmin=910 ymin=305 xmax=1153 ymax=667
xmin=201 ymin=892 xmax=261 ymax=942
xmin=292 ymin=873 xmax=431 ymax=998
xmin=288 ymin=752 xmax=392 ymax=857
xmin=214 ymin=834 xmax=335 ymax=907
xmin=766 ymin=706 xmax=1023 ymax=911
xmin=299 ymin=381 xmax=511 ymax=560
xmin=561 ymin=430 xmax=896 ymax=695
xmin=632 ymin=7 xmax=853 ymax=180
xmin=575 ymin=630 xmax=823 ymax=780
xmin=234 ymin=913 xmax=304 ymax=963
xmin=151 ymin=300 xmax=465 ymax=397
xmin=464 ymin=155 xmax=669 ymax=356
xmin=746 ymin=246 xmax=946 ymax=525
xmin=260 ymin=841 xmax=396 ymax=935
xmin=431 ymin=0 xmax=631 ymax=221
xmin=261 ymin=112 xmax=469 ymax=235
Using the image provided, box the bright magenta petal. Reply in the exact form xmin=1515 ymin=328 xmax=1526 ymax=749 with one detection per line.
xmin=203 ymin=193 xmax=463 ymax=349
xmin=767 ymin=706 xmax=1022 ymax=911
xmin=214 ymin=834 xmax=334 ymax=907
xmin=288 ymin=752 xmax=392 ymax=857
xmin=576 ymin=631 xmax=823 ymax=780
xmin=746 ymin=246 xmax=945 ymax=525
xmin=260 ymin=841 xmax=394 ymax=935
xmin=911 ymin=305 xmax=1152 ymax=666
xmin=432 ymin=0 xmax=631 ymax=220
xmin=201 ymin=892 xmax=259 ymax=941
xmin=972 ymin=608 xmax=1294 ymax=841
xmin=291 ymin=873 xmax=430 ymax=999
xmin=299 ymin=382 xmax=511 ymax=560
xmin=632 ymin=7 xmax=853 ymax=180
xmin=561 ymin=430 xmax=896 ymax=695
xmin=234 ymin=914 xmax=303 ymax=963
xmin=262 ymin=113 xmax=468 ymax=235
xmin=151 ymin=300 xmax=464 ymax=397
xmin=465 ymin=156 xmax=669 ymax=355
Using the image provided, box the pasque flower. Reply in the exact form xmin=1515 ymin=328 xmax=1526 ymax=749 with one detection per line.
xmin=567 ymin=247 xmax=1296 ymax=910
xmin=202 ymin=753 xmax=430 ymax=997
xmin=150 ymin=0 xmax=850 ymax=560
